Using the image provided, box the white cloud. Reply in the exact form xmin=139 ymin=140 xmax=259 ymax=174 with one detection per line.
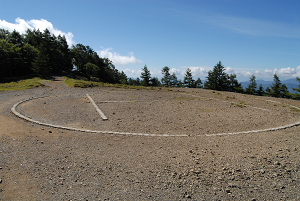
xmin=225 ymin=67 xmax=234 ymax=74
xmin=264 ymin=69 xmax=273 ymax=76
xmin=238 ymin=71 xmax=252 ymax=77
xmin=170 ymin=68 xmax=182 ymax=75
xmin=0 ymin=18 xmax=75 ymax=46
xmin=260 ymin=66 xmax=300 ymax=79
xmin=255 ymin=70 xmax=262 ymax=76
xmin=97 ymin=48 xmax=142 ymax=66
xmin=123 ymin=68 xmax=136 ymax=75
xmin=274 ymin=67 xmax=296 ymax=78
xmin=184 ymin=66 xmax=207 ymax=76
xmin=225 ymin=67 xmax=252 ymax=77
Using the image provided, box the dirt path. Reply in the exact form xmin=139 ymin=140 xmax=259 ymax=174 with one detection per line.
xmin=1 ymin=77 xmax=300 ymax=200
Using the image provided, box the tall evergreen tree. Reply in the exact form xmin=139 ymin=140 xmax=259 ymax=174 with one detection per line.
xmin=140 ymin=65 xmax=151 ymax=86
xmin=150 ymin=77 xmax=161 ymax=87
xmin=204 ymin=61 xmax=229 ymax=91
xmin=228 ymin=73 xmax=243 ymax=93
xmin=183 ymin=68 xmax=195 ymax=88
xmin=161 ymin=66 xmax=171 ymax=86
xmin=245 ymin=74 xmax=257 ymax=95
xmin=32 ymin=44 xmax=51 ymax=77
xmin=292 ymin=77 xmax=300 ymax=99
xmin=269 ymin=74 xmax=289 ymax=98
xmin=257 ymin=84 xmax=265 ymax=96
xmin=195 ymin=78 xmax=203 ymax=88
xmin=170 ymin=72 xmax=178 ymax=87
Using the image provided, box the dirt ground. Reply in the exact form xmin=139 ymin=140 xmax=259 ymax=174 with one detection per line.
xmin=1 ymin=76 xmax=300 ymax=200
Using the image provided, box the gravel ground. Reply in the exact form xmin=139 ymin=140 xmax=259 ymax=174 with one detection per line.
xmin=1 ymin=76 xmax=300 ymax=200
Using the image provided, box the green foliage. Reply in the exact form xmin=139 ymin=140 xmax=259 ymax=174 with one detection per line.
xmin=170 ymin=72 xmax=178 ymax=87
xmin=0 ymin=28 xmax=122 ymax=85
xmin=32 ymin=44 xmax=52 ymax=77
xmin=140 ymin=65 xmax=151 ymax=86
xmin=161 ymin=66 xmax=171 ymax=86
xmin=204 ymin=61 xmax=229 ymax=91
xmin=183 ymin=68 xmax=195 ymax=88
xmin=228 ymin=73 xmax=243 ymax=93
xmin=150 ymin=77 xmax=161 ymax=87
xmin=0 ymin=28 xmax=73 ymax=80
xmin=0 ymin=77 xmax=46 ymax=91
xmin=204 ymin=61 xmax=243 ymax=93
xmin=195 ymin=78 xmax=203 ymax=88
xmin=292 ymin=77 xmax=300 ymax=100
xmin=268 ymin=74 xmax=290 ymax=98
xmin=293 ymin=77 xmax=300 ymax=93
xmin=64 ymin=77 xmax=155 ymax=90
xmin=245 ymin=74 xmax=257 ymax=95
xmin=257 ymin=84 xmax=264 ymax=96
xmin=177 ymin=80 xmax=184 ymax=87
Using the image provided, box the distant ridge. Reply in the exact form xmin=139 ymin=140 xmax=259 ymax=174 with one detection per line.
xmin=241 ymin=78 xmax=299 ymax=92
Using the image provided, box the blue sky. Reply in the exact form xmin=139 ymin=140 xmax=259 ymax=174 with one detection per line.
xmin=1 ymin=0 xmax=300 ymax=81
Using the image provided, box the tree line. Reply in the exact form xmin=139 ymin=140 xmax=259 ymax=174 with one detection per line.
xmin=1 ymin=28 xmax=300 ymax=99
xmin=132 ymin=61 xmax=300 ymax=100
xmin=0 ymin=28 xmax=126 ymax=83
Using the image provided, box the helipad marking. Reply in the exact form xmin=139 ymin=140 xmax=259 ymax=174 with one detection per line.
xmin=86 ymin=94 xmax=108 ymax=120
xmin=10 ymin=93 xmax=300 ymax=137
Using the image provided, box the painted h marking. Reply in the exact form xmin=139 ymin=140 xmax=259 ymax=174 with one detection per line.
xmin=86 ymin=94 xmax=108 ymax=120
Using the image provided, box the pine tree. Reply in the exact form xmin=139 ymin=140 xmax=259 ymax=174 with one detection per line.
xmin=183 ymin=68 xmax=195 ymax=88
xmin=269 ymin=74 xmax=289 ymax=98
xmin=161 ymin=66 xmax=171 ymax=86
xmin=257 ymin=84 xmax=264 ymax=96
xmin=204 ymin=61 xmax=229 ymax=91
xmin=245 ymin=74 xmax=257 ymax=95
xmin=170 ymin=73 xmax=178 ymax=87
xmin=32 ymin=44 xmax=51 ymax=77
xmin=195 ymin=78 xmax=203 ymax=88
xmin=292 ymin=77 xmax=300 ymax=99
xmin=140 ymin=65 xmax=151 ymax=86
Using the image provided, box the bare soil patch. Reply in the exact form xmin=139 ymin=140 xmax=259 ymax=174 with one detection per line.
xmin=1 ymin=77 xmax=300 ymax=200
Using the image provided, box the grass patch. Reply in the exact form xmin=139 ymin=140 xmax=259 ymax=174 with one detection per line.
xmin=237 ymin=101 xmax=246 ymax=108
xmin=198 ymin=108 xmax=210 ymax=112
xmin=230 ymin=101 xmax=246 ymax=108
xmin=64 ymin=77 xmax=106 ymax=88
xmin=0 ymin=77 xmax=46 ymax=91
xmin=291 ymin=107 xmax=300 ymax=113
xmin=64 ymin=77 xmax=156 ymax=90
xmin=225 ymin=96 xmax=235 ymax=100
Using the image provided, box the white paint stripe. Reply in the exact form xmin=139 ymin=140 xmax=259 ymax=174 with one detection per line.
xmin=10 ymin=94 xmax=300 ymax=138
xmin=86 ymin=94 xmax=108 ymax=120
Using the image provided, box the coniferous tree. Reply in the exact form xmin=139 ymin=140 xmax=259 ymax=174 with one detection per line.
xmin=170 ymin=72 xmax=178 ymax=87
xmin=269 ymin=74 xmax=290 ymax=98
xmin=195 ymin=78 xmax=203 ymax=88
xmin=257 ymin=84 xmax=265 ymax=96
xmin=184 ymin=68 xmax=195 ymax=88
xmin=150 ymin=77 xmax=161 ymax=86
xmin=161 ymin=66 xmax=171 ymax=86
xmin=245 ymin=74 xmax=257 ymax=95
xmin=177 ymin=80 xmax=184 ymax=87
xmin=32 ymin=44 xmax=51 ymax=77
xmin=140 ymin=65 xmax=151 ymax=86
xmin=228 ymin=73 xmax=243 ymax=93
xmin=204 ymin=61 xmax=229 ymax=91
xmin=292 ymin=77 xmax=300 ymax=99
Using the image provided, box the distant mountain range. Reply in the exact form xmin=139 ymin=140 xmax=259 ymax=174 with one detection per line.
xmin=241 ymin=78 xmax=300 ymax=92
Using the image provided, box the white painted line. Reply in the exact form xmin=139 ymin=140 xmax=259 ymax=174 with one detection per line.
xmin=10 ymin=94 xmax=300 ymax=137
xmin=86 ymin=94 xmax=108 ymax=121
